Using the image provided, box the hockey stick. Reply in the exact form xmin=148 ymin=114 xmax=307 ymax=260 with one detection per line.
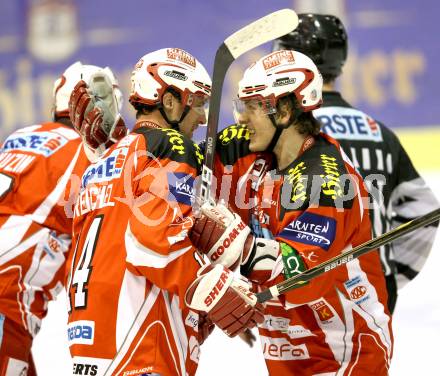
xmin=199 ymin=9 xmax=299 ymax=204
xmin=256 ymin=207 xmax=440 ymax=303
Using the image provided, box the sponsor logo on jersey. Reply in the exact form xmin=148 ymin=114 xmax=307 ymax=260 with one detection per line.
xmin=160 ymin=128 xmax=186 ymax=155
xmin=261 ymin=315 xmax=289 ymax=332
xmin=320 ymin=154 xmax=343 ymax=199
xmin=81 ymin=147 xmax=128 ymax=187
xmin=185 ymin=310 xmax=199 ymax=330
xmin=122 ymin=367 xmax=154 ymax=376
xmin=2 ymin=131 xmax=68 ymax=156
xmin=260 ymin=336 xmax=310 ymax=361
xmin=73 ymin=363 xmax=98 ymax=376
xmin=344 ymin=276 xmax=370 ymax=304
xmin=168 ymin=172 xmax=195 ymax=206
xmin=189 ymin=335 xmax=201 ymax=364
xmin=279 ymin=212 xmax=336 ymax=251
xmin=287 ymin=325 xmax=316 ymax=339
xmin=310 ymin=300 xmax=335 ymax=321
xmin=167 ymin=48 xmax=196 ymax=67
xmin=314 ymin=108 xmax=383 ymax=142
xmin=67 ymin=320 xmax=95 ymax=346
xmin=262 ymin=50 xmax=295 ymax=70
xmin=286 ymin=161 xmax=308 ymax=204
xmin=219 ymin=124 xmax=250 ymax=145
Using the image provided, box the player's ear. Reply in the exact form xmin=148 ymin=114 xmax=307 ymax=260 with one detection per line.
xmin=162 ymin=91 xmax=175 ymax=111
xmin=275 ymin=99 xmax=292 ymax=126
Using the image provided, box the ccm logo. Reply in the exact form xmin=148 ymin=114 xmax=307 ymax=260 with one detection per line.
xmin=210 ymin=221 xmax=246 ymax=261
xmin=204 ymin=270 xmax=230 ymax=307
xmin=324 ymin=254 xmax=354 ymax=272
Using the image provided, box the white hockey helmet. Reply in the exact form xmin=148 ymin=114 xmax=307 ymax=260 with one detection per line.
xmin=52 ymin=61 xmax=122 ymax=120
xmin=129 ymin=48 xmax=211 ymax=108
xmin=236 ymin=50 xmax=323 ymax=115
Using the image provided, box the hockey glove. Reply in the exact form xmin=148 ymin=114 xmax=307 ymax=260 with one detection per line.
xmin=190 ymin=202 xmax=254 ymax=270
xmin=185 ymin=264 xmax=264 ymax=337
xmin=68 ymin=74 xmax=127 ymax=151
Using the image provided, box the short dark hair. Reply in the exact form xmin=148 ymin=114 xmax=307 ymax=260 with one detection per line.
xmin=132 ymin=87 xmax=182 ymax=119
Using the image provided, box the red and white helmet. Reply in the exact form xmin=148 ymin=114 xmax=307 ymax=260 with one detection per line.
xmin=52 ymin=61 xmax=122 ymax=119
xmin=236 ymin=50 xmax=323 ymax=114
xmin=129 ymin=48 xmax=211 ymax=108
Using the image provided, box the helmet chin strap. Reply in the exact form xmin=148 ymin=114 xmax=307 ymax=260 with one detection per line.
xmin=158 ymin=104 xmax=191 ymax=132
xmin=266 ymin=107 xmax=303 ymax=152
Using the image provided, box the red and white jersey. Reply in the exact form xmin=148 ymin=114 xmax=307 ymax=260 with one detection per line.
xmin=66 ymin=125 xmax=205 ymax=376
xmin=0 ymin=122 xmax=89 ymax=337
xmin=214 ymin=125 xmax=393 ymax=375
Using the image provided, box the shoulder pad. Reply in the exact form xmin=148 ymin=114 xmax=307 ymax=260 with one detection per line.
xmin=216 ymin=124 xmax=252 ymax=166
xmin=134 ymin=127 xmax=202 ymax=171
xmin=281 ymin=139 xmax=354 ymax=216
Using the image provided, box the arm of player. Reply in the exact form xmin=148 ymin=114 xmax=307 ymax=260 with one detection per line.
xmin=388 ymin=141 xmax=440 ymax=288
xmin=124 ymin=134 xmax=209 ymax=306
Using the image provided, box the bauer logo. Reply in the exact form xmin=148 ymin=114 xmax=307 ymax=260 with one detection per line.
xmin=81 ymin=147 xmax=128 ymax=188
xmin=2 ymin=131 xmax=68 ymax=157
xmin=168 ymin=172 xmax=195 ymax=206
xmin=67 ymin=321 xmax=95 ymax=346
xmin=279 ymin=212 xmax=336 ymax=250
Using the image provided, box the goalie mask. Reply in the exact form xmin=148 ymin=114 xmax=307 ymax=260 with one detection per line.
xmin=129 ymin=48 xmax=212 ymax=130
xmin=52 ymin=61 xmax=122 ymax=120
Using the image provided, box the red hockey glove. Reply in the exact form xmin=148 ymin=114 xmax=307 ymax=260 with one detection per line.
xmin=198 ymin=312 xmax=215 ymax=345
xmin=190 ymin=202 xmax=254 ymax=270
xmin=185 ymin=264 xmax=264 ymax=337
xmin=68 ymin=77 xmax=127 ymax=150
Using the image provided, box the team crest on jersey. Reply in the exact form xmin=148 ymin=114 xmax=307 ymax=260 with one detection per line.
xmin=81 ymin=147 xmax=128 ymax=188
xmin=279 ymin=212 xmax=336 ymax=251
xmin=168 ymin=172 xmax=195 ymax=206
xmin=1 ymin=131 xmax=68 ymax=156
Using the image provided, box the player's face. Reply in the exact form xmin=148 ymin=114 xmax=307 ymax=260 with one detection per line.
xmin=236 ymin=101 xmax=276 ymax=152
xmin=179 ymin=95 xmax=209 ymax=139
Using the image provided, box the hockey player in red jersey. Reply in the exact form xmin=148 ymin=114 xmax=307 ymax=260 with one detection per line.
xmin=66 ymin=48 xmax=263 ymax=376
xmin=272 ymin=13 xmax=439 ymax=314
xmin=191 ymin=50 xmax=393 ymax=375
xmin=0 ymin=62 xmax=123 ymax=375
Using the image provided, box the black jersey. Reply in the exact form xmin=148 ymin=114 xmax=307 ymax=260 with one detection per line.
xmin=314 ymin=91 xmax=439 ymax=291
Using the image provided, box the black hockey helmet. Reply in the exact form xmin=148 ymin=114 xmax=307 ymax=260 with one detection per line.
xmin=272 ymin=14 xmax=348 ymax=81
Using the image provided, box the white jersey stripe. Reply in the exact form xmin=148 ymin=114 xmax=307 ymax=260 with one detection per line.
xmin=125 ymin=224 xmax=192 ymax=268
